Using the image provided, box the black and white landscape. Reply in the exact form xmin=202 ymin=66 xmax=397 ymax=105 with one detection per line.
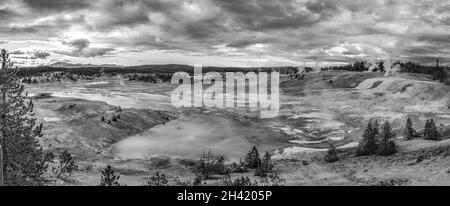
xmin=0 ymin=0 xmax=449 ymax=186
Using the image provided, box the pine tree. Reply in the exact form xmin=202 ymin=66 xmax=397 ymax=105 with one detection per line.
xmin=0 ymin=140 xmax=2 ymax=186
xmin=212 ymin=156 xmax=226 ymax=175
xmin=0 ymin=49 xmax=48 ymax=186
xmin=244 ymin=146 xmax=261 ymax=169
xmin=196 ymin=149 xmax=214 ymax=179
xmin=403 ymin=117 xmax=416 ymax=140
xmin=357 ymin=120 xmax=379 ymax=156
xmin=378 ymin=121 xmax=397 ymax=155
xmin=424 ymin=119 xmax=440 ymax=140
xmin=325 ymin=144 xmax=339 ymax=162
xmin=230 ymin=158 xmax=248 ymax=173
xmin=99 ymin=165 xmax=120 ymax=186
xmin=424 ymin=120 xmax=429 ymax=136
xmin=52 ymin=150 xmax=78 ymax=179
xmin=436 ymin=58 xmax=447 ymax=83
xmin=255 ymin=152 xmax=274 ymax=177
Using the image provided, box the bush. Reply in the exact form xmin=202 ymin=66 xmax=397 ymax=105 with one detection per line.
xmin=99 ymin=165 xmax=120 ymax=186
xmin=52 ymin=150 xmax=78 ymax=179
xmin=173 ymin=177 xmax=191 ymax=186
xmin=195 ymin=149 xmax=226 ymax=179
xmin=222 ymin=174 xmax=255 ymax=186
xmin=193 ymin=175 xmax=202 ymax=186
xmin=146 ymin=171 xmax=168 ymax=186
xmin=44 ymin=152 xmax=55 ymax=163
xmin=324 ymin=144 xmax=339 ymax=163
xmin=268 ymin=171 xmax=286 ymax=186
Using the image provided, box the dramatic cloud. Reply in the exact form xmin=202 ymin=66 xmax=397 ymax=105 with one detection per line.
xmin=22 ymin=0 xmax=91 ymax=12
xmin=32 ymin=50 xmax=50 ymax=59
xmin=0 ymin=0 xmax=449 ymax=66
xmin=60 ymin=39 xmax=114 ymax=57
xmin=65 ymin=39 xmax=90 ymax=51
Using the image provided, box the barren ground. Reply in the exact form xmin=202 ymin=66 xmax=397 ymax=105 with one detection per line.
xmin=27 ymin=71 xmax=450 ymax=185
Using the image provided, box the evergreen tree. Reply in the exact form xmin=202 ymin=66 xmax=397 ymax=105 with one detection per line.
xmin=436 ymin=58 xmax=447 ymax=83
xmin=230 ymin=159 xmax=248 ymax=173
xmin=196 ymin=149 xmax=214 ymax=179
xmin=378 ymin=121 xmax=397 ymax=155
xmin=244 ymin=146 xmax=261 ymax=169
xmin=212 ymin=156 xmax=226 ymax=175
xmin=0 ymin=49 xmax=48 ymax=186
xmin=423 ymin=119 xmax=440 ymax=140
xmin=357 ymin=120 xmax=379 ymax=156
xmin=52 ymin=150 xmax=78 ymax=179
xmin=194 ymin=149 xmax=226 ymax=179
xmin=99 ymin=165 xmax=120 ymax=186
xmin=403 ymin=117 xmax=416 ymax=140
xmin=325 ymin=144 xmax=339 ymax=162
xmin=255 ymin=152 xmax=274 ymax=177
xmin=377 ymin=61 xmax=385 ymax=73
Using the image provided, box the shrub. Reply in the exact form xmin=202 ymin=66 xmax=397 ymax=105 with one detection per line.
xmin=99 ymin=165 xmax=120 ymax=186
xmin=269 ymin=171 xmax=286 ymax=186
xmin=146 ymin=171 xmax=168 ymax=186
xmin=324 ymin=144 xmax=339 ymax=163
xmin=222 ymin=174 xmax=254 ymax=186
xmin=44 ymin=152 xmax=55 ymax=163
xmin=111 ymin=114 xmax=118 ymax=122
xmin=173 ymin=177 xmax=191 ymax=186
xmin=193 ymin=175 xmax=202 ymax=186
xmin=195 ymin=149 xmax=226 ymax=179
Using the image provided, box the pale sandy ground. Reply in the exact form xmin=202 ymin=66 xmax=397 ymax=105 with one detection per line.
xmin=27 ymin=71 xmax=450 ymax=186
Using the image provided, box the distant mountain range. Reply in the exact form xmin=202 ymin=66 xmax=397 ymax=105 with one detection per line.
xmin=30 ymin=62 xmax=299 ymax=73
xmin=46 ymin=61 xmax=124 ymax=68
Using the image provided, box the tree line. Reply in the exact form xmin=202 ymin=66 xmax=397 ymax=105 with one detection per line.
xmin=321 ymin=59 xmax=449 ymax=84
xmin=324 ymin=117 xmax=444 ymax=163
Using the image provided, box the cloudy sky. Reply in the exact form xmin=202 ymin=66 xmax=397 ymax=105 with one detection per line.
xmin=0 ymin=0 xmax=449 ymax=67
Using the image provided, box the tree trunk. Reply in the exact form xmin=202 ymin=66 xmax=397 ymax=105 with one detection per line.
xmin=0 ymin=144 xmax=3 ymax=186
